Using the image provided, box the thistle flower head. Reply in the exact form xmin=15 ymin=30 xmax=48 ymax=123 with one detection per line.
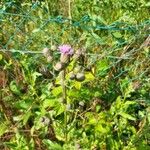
xmin=58 ymin=44 xmax=73 ymax=55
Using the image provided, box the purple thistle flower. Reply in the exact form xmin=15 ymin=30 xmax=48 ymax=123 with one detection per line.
xmin=58 ymin=44 xmax=74 ymax=55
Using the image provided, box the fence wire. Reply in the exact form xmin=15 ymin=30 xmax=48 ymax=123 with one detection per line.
xmin=0 ymin=1 xmax=150 ymax=85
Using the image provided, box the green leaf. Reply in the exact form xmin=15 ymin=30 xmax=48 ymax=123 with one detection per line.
xmin=91 ymin=32 xmax=105 ymax=45
xmin=88 ymin=117 xmax=97 ymax=124
xmin=96 ymin=123 xmax=109 ymax=134
xmin=85 ymin=72 xmax=95 ymax=81
xmin=10 ymin=81 xmax=20 ymax=95
xmin=123 ymin=101 xmax=136 ymax=110
xmin=15 ymin=100 xmax=32 ymax=109
xmin=43 ymin=99 xmax=56 ymax=108
xmin=0 ymin=121 xmax=9 ymax=136
xmin=32 ymin=72 xmax=42 ymax=83
xmin=55 ymin=101 xmax=65 ymax=116
xmin=124 ymin=101 xmax=136 ymax=106
xmin=147 ymin=111 xmax=150 ymax=124
xmin=0 ymin=54 xmax=3 ymax=61
xmin=74 ymin=81 xmax=81 ymax=90
xmin=22 ymin=111 xmax=32 ymax=125
xmin=145 ymin=2 xmax=150 ymax=7
xmin=119 ymin=112 xmax=136 ymax=121
xmin=115 ymin=96 xmax=122 ymax=109
xmin=43 ymin=139 xmax=63 ymax=150
xmin=52 ymin=86 xmax=62 ymax=96
xmin=112 ymin=32 xmax=122 ymax=38
xmin=97 ymin=59 xmax=109 ymax=76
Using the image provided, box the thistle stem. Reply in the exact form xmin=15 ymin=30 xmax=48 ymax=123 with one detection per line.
xmin=61 ymin=69 xmax=67 ymax=142
xmin=68 ymin=0 xmax=72 ymax=20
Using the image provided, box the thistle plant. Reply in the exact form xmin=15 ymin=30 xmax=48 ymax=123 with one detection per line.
xmin=42 ymin=44 xmax=86 ymax=142
xmin=58 ymin=44 xmax=73 ymax=141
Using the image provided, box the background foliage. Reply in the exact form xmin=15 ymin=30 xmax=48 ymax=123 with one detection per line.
xmin=0 ymin=0 xmax=150 ymax=149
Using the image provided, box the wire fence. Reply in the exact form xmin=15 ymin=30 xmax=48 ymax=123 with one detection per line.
xmin=0 ymin=1 xmax=150 ymax=84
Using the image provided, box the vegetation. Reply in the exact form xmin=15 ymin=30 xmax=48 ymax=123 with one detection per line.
xmin=0 ymin=0 xmax=150 ymax=149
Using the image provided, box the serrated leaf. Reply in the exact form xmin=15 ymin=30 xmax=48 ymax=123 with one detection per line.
xmin=85 ymin=72 xmax=95 ymax=81
xmin=43 ymin=99 xmax=56 ymax=108
xmin=0 ymin=122 xmax=9 ymax=136
xmin=74 ymin=81 xmax=81 ymax=90
xmin=23 ymin=111 xmax=32 ymax=125
xmin=55 ymin=102 xmax=65 ymax=116
xmin=52 ymin=86 xmax=62 ymax=96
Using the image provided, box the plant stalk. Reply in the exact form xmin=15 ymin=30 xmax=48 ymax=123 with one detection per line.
xmin=61 ymin=69 xmax=67 ymax=142
xmin=68 ymin=0 xmax=72 ymax=20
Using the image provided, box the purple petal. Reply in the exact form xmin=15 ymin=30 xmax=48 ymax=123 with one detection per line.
xmin=58 ymin=44 xmax=73 ymax=55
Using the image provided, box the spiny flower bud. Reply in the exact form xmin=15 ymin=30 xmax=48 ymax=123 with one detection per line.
xmin=66 ymin=104 xmax=71 ymax=111
xmin=69 ymin=72 xmax=76 ymax=80
xmin=79 ymin=101 xmax=85 ymax=107
xmin=39 ymin=116 xmax=50 ymax=126
xmin=60 ymin=53 xmax=70 ymax=64
xmin=76 ymin=72 xmax=85 ymax=82
xmin=54 ymin=62 xmax=65 ymax=71
xmin=85 ymin=65 xmax=92 ymax=71
xmin=74 ymin=66 xmax=81 ymax=73
xmin=73 ymin=49 xmax=82 ymax=60
xmin=47 ymin=55 xmax=53 ymax=62
xmin=42 ymin=48 xmax=50 ymax=57
xmin=51 ymin=45 xmax=57 ymax=51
